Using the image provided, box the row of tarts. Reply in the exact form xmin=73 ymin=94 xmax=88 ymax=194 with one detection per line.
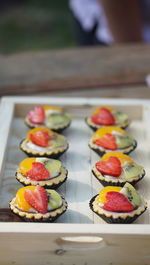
xmin=10 ymin=105 xmax=147 ymax=223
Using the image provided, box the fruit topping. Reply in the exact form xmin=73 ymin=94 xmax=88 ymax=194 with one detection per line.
xmin=45 ymin=159 xmax=61 ymax=176
xmin=95 ymin=133 xmax=117 ymax=150
xmin=46 ymin=113 xmax=70 ymax=126
xmin=43 ymin=106 xmax=62 ymax=112
xmin=114 ymin=112 xmax=129 ymax=125
xmin=93 ymin=126 xmax=125 ymax=140
xmin=97 ymin=186 xmax=122 ymax=204
xmin=24 ymin=185 xmax=48 ymax=214
xmin=30 ymin=130 xmax=50 ymax=147
xmin=115 ymin=135 xmax=134 ymax=149
xmin=120 ymin=183 xmax=142 ymax=208
xmin=101 ymin=152 xmax=133 ymax=166
xmin=26 ymin=162 xmax=50 ymax=181
xmin=103 ymin=191 xmax=134 ymax=212
xmin=19 ymin=158 xmax=36 ymax=175
xmin=123 ymin=163 xmax=143 ymax=181
xmin=96 ymin=156 xmax=121 ymax=177
xmin=91 ymin=107 xmax=115 ymax=125
xmin=36 ymin=158 xmax=61 ymax=177
xmin=27 ymin=106 xmax=45 ymax=124
xmin=92 ymin=106 xmax=114 ymax=115
xmin=15 ymin=186 xmax=35 ymax=211
xmin=47 ymin=190 xmax=62 ymax=210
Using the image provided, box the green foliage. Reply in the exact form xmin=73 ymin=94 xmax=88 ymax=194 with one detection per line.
xmin=0 ymin=1 xmax=75 ymax=53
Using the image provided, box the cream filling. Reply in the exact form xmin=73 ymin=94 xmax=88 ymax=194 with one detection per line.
xmin=93 ymin=196 xmax=147 ymax=219
xmin=93 ymin=165 xmax=144 ymax=183
xmin=25 ymin=140 xmax=68 ymax=152
xmin=89 ymin=138 xmax=136 ymax=153
xmin=16 ymin=167 xmax=67 ymax=186
xmin=10 ymin=197 xmax=67 ymax=219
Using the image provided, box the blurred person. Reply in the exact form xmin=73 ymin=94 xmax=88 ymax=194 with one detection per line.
xmin=69 ymin=0 xmax=150 ymax=45
xmin=69 ymin=0 xmax=112 ymax=45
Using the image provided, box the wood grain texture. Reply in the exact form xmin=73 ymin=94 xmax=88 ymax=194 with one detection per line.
xmin=0 ymin=44 xmax=150 ymax=95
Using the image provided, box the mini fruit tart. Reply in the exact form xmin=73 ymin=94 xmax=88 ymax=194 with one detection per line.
xmin=92 ymin=152 xmax=145 ymax=187
xmin=86 ymin=106 xmax=130 ymax=131
xmin=20 ymin=127 xmax=69 ymax=158
xmin=25 ymin=105 xmax=71 ymax=132
xmin=89 ymin=183 xmax=147 ymax=223
xmin=16 ymin=157 xmax=68 ymax=189
xmin=10 ymin=185 xmax=67 ymax=222
xmin=89 ymin=126 xmax=137 ymax=156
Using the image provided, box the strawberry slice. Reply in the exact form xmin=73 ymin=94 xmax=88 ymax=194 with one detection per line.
xmin=24 ymin=185 xmax=48 ymax=214
xmin=96 ymin=157 xmax=121 ymax=177
xmin=91 ymin=108 xmax=115 ymax=125
xmin=103 ymin=191 xmax=134 ymax=212
xmin=27 ymin=106 xmax=45 ymax=124
xmin=95 ymin=133 xmax=117 ymax=150
xmin=27 ymin=162 xmax=51 ymax=181
xmin=30 ymin=130 xmax=50 ymax=147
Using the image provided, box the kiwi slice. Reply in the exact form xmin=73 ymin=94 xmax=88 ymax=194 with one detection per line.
xmin=115 ymin=135 xmax=134 ymax=149
xmin=51 ymin=135 xmax=67 ymax=148
xmin=114 ymin=112 xmax=128 ymax=125
xmin=120 ymin=183 xmax=142 ymax=208
xmin=123 ymin=163 xmax=143 ymax=181
xmin=47 ymin=189 xmax=62 ymax=210
xmin=44 ymin=159 xmax=61 ymax=176
xmin=46 ymin=113 xmax=70 ymax=126
xmin=36 ymin=158 xmax=61 ymax=177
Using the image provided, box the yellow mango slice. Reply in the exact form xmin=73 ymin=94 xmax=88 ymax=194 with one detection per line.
xmin=19 ymin=157 xmax=36 ymax=175
xmin=27 ymin=127 xmax=52 ymax=141
xmin=97 ymin=186 xmax=122 ymax=204
xmin=101 ymin=152 xmax=133 ymax=166
xmin=43 ymin=106 xmax=63 ymax=112
xmin=15 ymin=186 xmax=35 ymax=211
xmin=93 ymin=126 xmax=125 ymax=140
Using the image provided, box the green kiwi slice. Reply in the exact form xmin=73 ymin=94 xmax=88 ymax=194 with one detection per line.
xmin=115 ymin=135 xmax=134 ymax=149
xmin=50 ymin=135 xmax=67 ymax=148
xmin=46 ymin=113 xmax=70 ymax=126
xmin=123 ymin=163 xmax=143 ymax=181
xmin=114 ymin=112 xmax=128 ymax=125
xmin=47 ymin=189 xmax=63 ymax=210
xmin=120 ymin=183 xmax=142 ymax=208
xmin=36 ymin=158 xmax=61 ymax=177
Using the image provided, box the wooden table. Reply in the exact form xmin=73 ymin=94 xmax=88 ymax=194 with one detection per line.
xmin=1 ymin=43 xmax=150 ymax=98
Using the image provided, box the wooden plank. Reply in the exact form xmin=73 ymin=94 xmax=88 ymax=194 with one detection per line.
xmin=0 ymin=44 xmax=150 ymax=95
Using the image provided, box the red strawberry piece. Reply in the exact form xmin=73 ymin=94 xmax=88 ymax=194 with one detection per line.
xmin=96 ymin=156 xmax=121 ymax=177
xmin=91 ymin=108 xmax=115 ymax=125
xmin=30 ymin=130 xmax=50 ymax=147
xmin=27 ymin=162 xmax=51 ymax=181
xmin=27 ymin=106 xmax=45 ymax=124
xmin=95 ymin=133 xmax=117 ymax=150
xmin=103 ymin=191 xmax=134 ymax=212
xmin=24 ymin=185 xmax=48 ymax=214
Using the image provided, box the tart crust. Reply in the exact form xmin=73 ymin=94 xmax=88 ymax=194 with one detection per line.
xmin=25 ymin=117 xmax=71 ymax=133
xmin=89 ymin=195 xmax=147 ymax=224
xmin=16 ymin=166 xmax=68 ymax=189
xmin=10 ymin=196 xmax=67 ymax=222
xmin=20 ymin=139 xmax=69 ymax=159
xmin=86 ymin=117 xmax=130 ymax=131
xmin=88 ymin=138 xmax=137 ymax=156
xmin=92 ymin=166 xmax=145 ymax=187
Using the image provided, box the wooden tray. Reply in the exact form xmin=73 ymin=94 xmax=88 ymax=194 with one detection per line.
xmin=0 ymin=96 xmax=150 ymax=265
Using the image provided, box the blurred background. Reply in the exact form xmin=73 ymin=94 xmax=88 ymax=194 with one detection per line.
xmin=1 ymin=0 xmax=150 ymax=97
xmin=1 ymin=0 xmax=150 ymax=54
xmin=0 ymin=0 xmax=75 ymax=54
